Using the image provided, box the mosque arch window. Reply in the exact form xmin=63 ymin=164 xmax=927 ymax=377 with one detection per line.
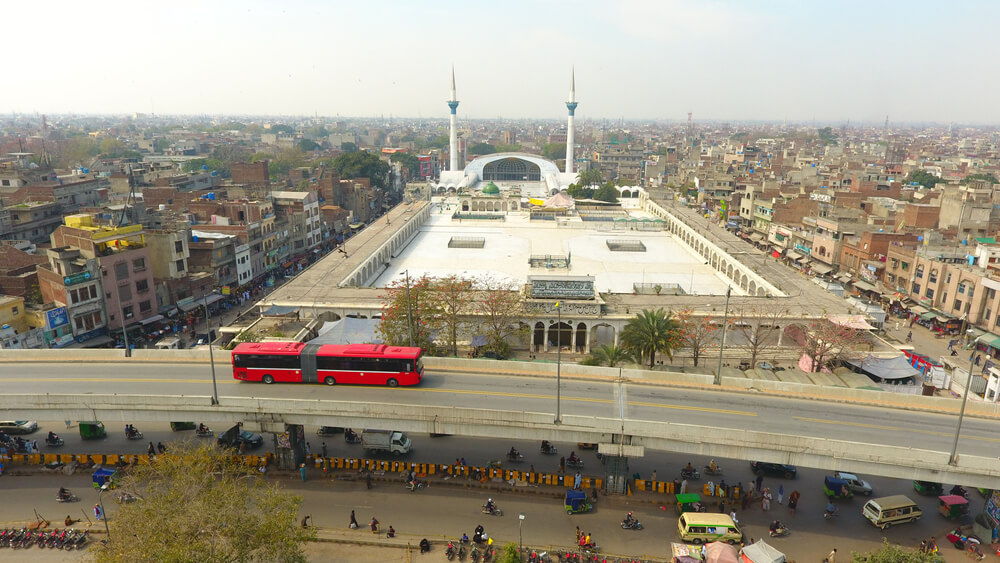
xmin=483 ymin=158 xmax=541 ymax=182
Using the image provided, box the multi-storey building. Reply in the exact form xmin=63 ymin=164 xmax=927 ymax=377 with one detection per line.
xmin=271 ymin=191 xmax=321 ymax=256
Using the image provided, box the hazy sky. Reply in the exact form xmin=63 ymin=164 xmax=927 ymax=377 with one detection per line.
xmin=5 ymin=0 xmax=999 ymax=123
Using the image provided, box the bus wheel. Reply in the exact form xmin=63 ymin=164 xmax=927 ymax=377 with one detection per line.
xmin=387 ymin=378 xmax=399 ymax=388
xmin=262 ymin=374 xmax=274 ymax=384
xmin=324 ymin=376 xmax=336 ymax=386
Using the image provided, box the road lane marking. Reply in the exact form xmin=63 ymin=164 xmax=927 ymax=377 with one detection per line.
xmin=793 ymin=416 xmax=1000 ymax=444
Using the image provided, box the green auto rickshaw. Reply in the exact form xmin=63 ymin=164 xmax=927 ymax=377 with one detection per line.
xmin=913 ymin=480 xmax=943 ymax=495
xmin=676 ymin=493 xmax=705 ymax=514
xmin=79 ymin=421 xmax=107 ymax=440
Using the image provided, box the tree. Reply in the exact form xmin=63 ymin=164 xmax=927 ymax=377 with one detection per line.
xmin=378 ymin=274 xmax=442 ymax=353
xmin=851 ymin=539 xmax=939 ymax=563
xmin=586 ymin=344 xmax=635 ymax=367
xmin=817 ymin=126 xmax=839 ymax=145
xmin=593 ymin=184 xmax=619 ymax=203
xmin=961 ymin=172 xmax=999 ymax=185
xmin=340 ymin=141 xmax=358 ymax=153
xmin=732 ymin=305 xmax=787 ymax=368
xmin=620 ymin=308 xmax=682 ymax=368
xmin=566 ymin=184 xmax=595 ymax=199
xmin=494 ymin=143 xmax=521 ymax=153
xmin=907 ymin=169 xmax=945 ymax=188
xmin=575 ymin=169 xmax=603 ymax=187
xmin=542 ymin=142 xmax=566 ymax=161
xmin=329 ymin=151 xmax=389 ymax=189
xmin=468 ymin=142 xmax=496 ymax=155
xmin=269 ymin=124 xmax=296 ymax=135
xmin=297 ymin=139 xmax=320 ymax=152
xmin=91 ymin=442 xmax=312 ymax=563
xmin=789 ymin=320 xmax=867 ymax=372
xmin=390 ymin=152 xmax=421 ymax=179
xmin=435 ymin=275 xmax=474 ymax=357
xmin=474 ymin=278 xmax=528 ymax=359
xmin=495 ymin=543 xmax=521 ymax=563
xmin=676 ymin=310 xmax=718 ymax=367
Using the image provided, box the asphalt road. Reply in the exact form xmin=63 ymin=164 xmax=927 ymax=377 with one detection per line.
xmin=0 ymin=363 xmax=997 ymax=462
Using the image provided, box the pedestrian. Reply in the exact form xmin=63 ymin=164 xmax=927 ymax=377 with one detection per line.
xmin=919 ymin=540 xmax=927 ymax=553
xmin=719 ymin=480 xmax=728 ymax=497
xmin=299 ymin=463 xmax=307 ymax=482
xmin=895 ymin=320 xmax=900 ymax=331
xmin=734 ymin=482 xmax=742 ymax=500
xmin=370 ymin=516 xmax=379 ymax=533
xmin=928 ymin=537 xmax=937 ymax=553
xmin=259 ymin=464 xmax=267 ymax=479
xmin=529 ymin=464 xmax=535 ymax=474
xmin=559 ymin=457 xmax=565 ymax=473
xmin=574 ymin=472 xmax=582 ymax=490
xmin=147 ymin=442 xmax=155 ymax=456
xmin=575 ymin=526 xmax=581 ymax=544
xmin=239 ymin=441 xmax=247 ymax=455
xmin=94 ymin=504 xmax=103 ymax=521
xmin=778 ymin=484 xmax=784 ymax=504
xmin=305 ymin=442 xmax=312 ymax=457
xmin=730 ymin=510 xmax=738 ymax=524
xmin=350 ymin=510 xmax=358 ymax=529
xmin=366 ymin=473 xmax=372 ymax=489
xmin=906 ymin=331 xmax=913 ymax=342
xmin=708 ymin=481 xmax=715 ymax=497
xmin=301 ymin=515 xmax=311 ymax=528
xmin=157 ymin=442 xmax=166 ymax=454
xmin=754 ymin=475 xmax=763 ymax=492
xmin=460 ymin=457 xmax=467 ymax=466
xmin=825 ymin=548 xmax=837 ymax=563
xmin=680 ymin=478 xmax=688 ymax=494
xmin=761 ymin=488 xmax=771 ymax=511
xmin=651 ymin=469 xmax=657 ymax=482
xmin=719 ymin=499 xmax=726 ymax=514
xmin=321 ymin=442 xmax=327 ymax=459
xmin=65 ymin=420 xmax=72 ymax=429
xmin=31 ymin=440 xmax=37 ymax=453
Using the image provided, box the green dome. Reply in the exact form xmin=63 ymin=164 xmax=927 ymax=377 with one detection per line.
xmin=482 ymin=181 xmax=500 ymax=195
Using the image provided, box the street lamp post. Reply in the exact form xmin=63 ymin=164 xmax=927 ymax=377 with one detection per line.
xmin=518 ymin=513 xmax=525 ymax=559
xmin=949 ymin=335 xmax=981 ymax=465
xmin=98 ymin=484 xmax=111 ymax=540
xmin=714 ymin=287 xmax=732 ymax=385
xmin=404 ymin=270 xmax=414 ymax=347
xmin=203 ymin=293 xmax=220 ymax=406
xmin=555 ymin=302 xmax=562 ymax=424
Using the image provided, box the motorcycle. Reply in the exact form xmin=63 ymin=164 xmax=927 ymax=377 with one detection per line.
xmin=482 ymin=503 xmax=503 ymax=516
xmin=823 ymin=508 xmax=839 ymax=520
xmin=680 ymin=467 xmax=701 ymax=480
xmin=446 ymin=541 xmax=456 ymax=560
xmin=469 ymin=545 xmax=481 ymax=562
xmin=540 ymin=443 xmax=558 ymax=455
xmin=566 ymin=458 xmax=584 ymax=469
xmin=344 ymin=431 xmax=361 ymax=444
xmin=458 ymin=544 xmax=467 ymax=561
xmin=45 ymin=435 xmax=64 ymax=448
xmin=56 ymin=492 xmax=80 ymax=503
xmin=125 ymin=428 xmax=143 ymax=440
xmin=506 ymin=451 xmax=524 ymax=462
xmin=950 ymin=485 xmax=969 ymax=499
xmin=769 ymin=526 xmax=790 ymax=537
xmin=405 ymin=478 xmax=426 ymax=492
xmin=703 ymin=464 xmax=723 ymax=476
xmin=620 ymin=519 xmax=643 ymax=530
xmin=195 ymin=426 xmax=213 ymax=438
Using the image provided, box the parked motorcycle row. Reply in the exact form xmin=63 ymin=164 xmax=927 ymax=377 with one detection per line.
xmin=0 ymin=527 xmax=88 ymax=550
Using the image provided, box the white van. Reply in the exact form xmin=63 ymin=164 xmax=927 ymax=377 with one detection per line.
xmin=155 ymin=337 xmax=182 ymax=350
xmin=862 ymin=495 xmax=922 ymax=529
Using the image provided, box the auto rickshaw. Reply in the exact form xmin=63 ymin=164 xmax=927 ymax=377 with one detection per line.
xmin=92 ymin=467 xmax=116 ymax=490
xmin=937 ymin=495 xmax=969 ymax=520
xmin=676 ymin=493 xmax=705 ymax=514
xmin=79 ymin=421 xmax=107 ymax=440
xmin=824 ymin=476 xmax=853 ymax=499
xmin=170 ymin=422 xmax=196 ymax=431
xmin=913 ymin=480 xmax=944 ymax=495
xmin=564 ymin=489 xmax=593 ymax=514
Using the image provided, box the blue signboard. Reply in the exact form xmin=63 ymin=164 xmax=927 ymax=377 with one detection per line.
xmin=45 ymin=307 xmax=69 ymax=330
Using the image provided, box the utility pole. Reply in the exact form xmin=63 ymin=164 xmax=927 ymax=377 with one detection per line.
xmin=715 ymin=287 xmax=732 ymax=385
xmin=404 ymin=270 xmax=414 ymax=347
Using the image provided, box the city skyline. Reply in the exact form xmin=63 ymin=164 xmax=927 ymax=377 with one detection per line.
xmin=5 ymin=0 xmax=1000 ymax=123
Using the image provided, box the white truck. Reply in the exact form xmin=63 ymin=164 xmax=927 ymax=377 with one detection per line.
xmin=361 ymin=429 xmax=412 ymax=456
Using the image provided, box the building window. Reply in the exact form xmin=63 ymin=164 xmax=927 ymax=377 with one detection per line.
xmin=136 ymin=279 xmax=149 ymax=294
xmin=954 ymin=300 xmax=962 ymax=311
xmin=122 ymin=305 xmax=134 ymax=319
xmin=139 ymin=300 xmax=152 ymax=313
xmin=928 ymin=270 xmax=938 ymax=283
xmin=957 ymin=283 xmax=966 ymax=294
xmin=912 ymin=282 xmax=921 ymax=294
xmin=118 ymin=285 xmax=132 ymax=302
xmin=174 ymin=240 xmax=183 ymax=253
xmin=901 ymin=261 xmax=910 ymax=271
xmin=11 ymin=306 xmax=17 ymax=315
xmin=968 ymin=286 xmax=975 ymax=298
xmin=175 ymin=259 xmax=185 ymax=272
xmin=946 ymin=272 xmax=952 ymax=284
xmin=132 ymin=258 xmax=146 ymax=272
xmin=986 ymin=308 xmax=992 ymax=321
xmin=915 ymin=265 xmax=923 ymax=278
xmin=114 ymin=261 xmax=129 ymax=280
xmin=925 ymin=288 xmax=935 ymax=299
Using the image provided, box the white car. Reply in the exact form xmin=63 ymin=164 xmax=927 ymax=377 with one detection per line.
xmin=835 ymin=471 xmax=873 ymax=496
xmin=0 ymin=420 xmax=38 ymax=435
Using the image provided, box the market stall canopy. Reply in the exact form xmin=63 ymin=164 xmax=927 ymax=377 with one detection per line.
xmin=828 ymin=314 xmax=876 ymax=330
xmin=310 ymin=317 xmax=382 ymax=345
xmin=705 ymin=542 xmax=740 ymax=563
xmin=810 ymin=262 xmax=834 ymax=275
xmin=846 ymin=354 xmax=921 ymax=381
xmin=740 ymin=541 xmax=786 ymax=563
xmin=543 ymin=192 xmax=574 ymax=208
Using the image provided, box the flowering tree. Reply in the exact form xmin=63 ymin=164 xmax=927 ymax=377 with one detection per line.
xmin=790 ymin=320 xmax=867 ymax=372
xmin=377 ymin=274 xmax=442 ymax=353
xmin=676 ymin=309 xmax=719 ymax=367
xmin=474 ymin=278 xmax=528 ymax=359
xmin=732 ymin=305 xmax=787 ymax=368
xmin=435 ymin=274 xmax=474 ymax=356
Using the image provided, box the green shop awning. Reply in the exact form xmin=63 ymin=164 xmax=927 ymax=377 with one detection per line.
xmin=919 ymin=312 xmax=939 ymax=322
xmin=978 ymin=334 xmax=1000 ymax=349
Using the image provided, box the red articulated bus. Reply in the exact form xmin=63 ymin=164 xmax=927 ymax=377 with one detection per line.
xmin=231 ymin=341 xmax=423 ymax=387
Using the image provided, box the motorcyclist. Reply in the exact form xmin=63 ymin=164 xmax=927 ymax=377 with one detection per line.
xmin=541 ymin=440 xmax=552 ymax=453
xmin=484 ymin=498 xmax=496 ymax=514
xmin=420 ymin=538 xmax=431 ymax=553
xmin=474 ymin=524 xmax=485 ymax=542
xmin=47 ymin=431 xmax=57 ymax=443
xmin=685 ymin=462 xmax=694 ymax=473
xmin=825 ymin=501 xmax=837 ymax=517
xmin=345 ymin=428 xmax=358 ymax=441
xmin=769 ymin=520 xmax=784 ymax=533
xmin=197 ymin=423 xmax=207 ymax=434
xmin=624 ymin=512 xmax=636 ymax=527
xmin=508 ymin=447 xmax=519 ymax=459
xmin=58 ymin=487 xmax=70 ymax=500
xmin=568 ymin=451 xmax=579 ymax=464
xmin=708 ymin=459 xmax=718 ymax=472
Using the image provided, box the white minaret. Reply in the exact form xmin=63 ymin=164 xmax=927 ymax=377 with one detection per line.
xmin=447 ymin=67 xmax=461 ymax=172
xmin=565 ymin=68 xmax=578 ymax=175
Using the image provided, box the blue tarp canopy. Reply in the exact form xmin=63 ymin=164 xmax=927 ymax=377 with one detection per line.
xmin=471 ymin=335 xmax=487 ymax=347
xmin=846 ymin=355 xmax=920 ymax=381
xmin=262 ymin=305 xmax=299 ymax=316
xmin=309 ymin=317 xmax=382 ymax=345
